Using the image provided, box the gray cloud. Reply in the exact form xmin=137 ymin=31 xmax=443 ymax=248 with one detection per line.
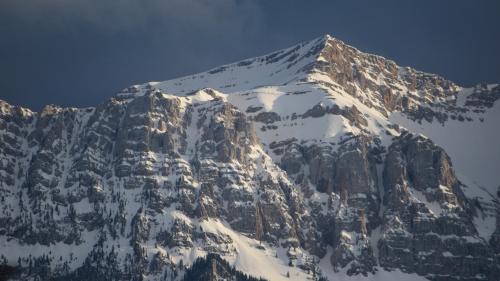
xmin=2 ymin=0 xmax=264 ymax=35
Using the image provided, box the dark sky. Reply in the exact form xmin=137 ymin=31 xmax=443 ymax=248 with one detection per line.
xmin=1 ymin=0 xmax=499 ymax=110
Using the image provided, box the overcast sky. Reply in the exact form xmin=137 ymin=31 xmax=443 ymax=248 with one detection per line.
xmin=1 ymin=0 xmax=499 ymax=110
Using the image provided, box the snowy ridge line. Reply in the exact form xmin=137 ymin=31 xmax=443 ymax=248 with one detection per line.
xmin=0 ymin=34 xmax=499 ymax=281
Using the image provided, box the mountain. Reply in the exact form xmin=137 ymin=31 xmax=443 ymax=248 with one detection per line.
xmin=0 ymin=34 xmax=499 ymax=281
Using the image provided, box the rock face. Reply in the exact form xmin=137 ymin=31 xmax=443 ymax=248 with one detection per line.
xmin=0 ymin=35 xmax=499 ymax=281
xmin=311 ymin=36 xmax=459 ymax=117
xmin=0 ymin=90 xmax=313 ymax=280
xmin=380 ymin=134 xmax=497 ymax=281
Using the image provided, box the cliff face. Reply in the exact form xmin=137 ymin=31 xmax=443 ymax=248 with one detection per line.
xmin=0 ymin=35 xmax=499 ymax=281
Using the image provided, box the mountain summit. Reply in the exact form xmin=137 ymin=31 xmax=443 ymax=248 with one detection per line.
xmin=1 ymin=35 xmax=499 ymax=281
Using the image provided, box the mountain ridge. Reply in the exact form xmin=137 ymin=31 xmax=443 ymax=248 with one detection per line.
xmin=0 ymin=34 xmax=499 ymax=281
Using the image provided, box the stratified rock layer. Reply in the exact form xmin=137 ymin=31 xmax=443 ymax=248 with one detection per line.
xmin=1 ymin=35 xmax=499 ymax=281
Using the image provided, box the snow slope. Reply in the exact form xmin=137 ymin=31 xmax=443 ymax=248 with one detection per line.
xmin=1 ymin=34 xmax=499 ymax=281
xmin=118 ymin=34 xmax=499 ymax=279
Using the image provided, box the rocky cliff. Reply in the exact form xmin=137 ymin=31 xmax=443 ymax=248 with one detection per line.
xmin=0 ymin=35 xmax=499 ymax=281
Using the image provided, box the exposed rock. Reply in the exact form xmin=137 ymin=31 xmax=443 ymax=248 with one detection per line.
xmin=1 ymin=34 xmax=499 ymax=281
xmin=379 ymin=133 xmax=498 ymax=280
xmin=254 ymin=111 xmax=281 ymax=124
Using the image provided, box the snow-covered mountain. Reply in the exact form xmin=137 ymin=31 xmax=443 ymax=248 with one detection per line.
xmin=0 ymin=35 xmax=499 ymax=281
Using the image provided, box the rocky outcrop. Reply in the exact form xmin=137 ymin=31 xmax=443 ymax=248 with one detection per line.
xmin=310 ymin=36 xmax=459 ymax=117
xmin=0 ymin=34 xmax=499 ymax=281
xmin=465 ymin=84 xmax=500 ymax=109
xmin=379 ymin=133 xmax=499 ymax=281
xmin=0 ymin=91 xmax=318 ymax=280
xmin=277 ymin=135 xmax=383 ymax=274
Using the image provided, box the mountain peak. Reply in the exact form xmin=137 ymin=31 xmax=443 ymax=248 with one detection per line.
xmin=115 ymin=33 xmax=460 ymax=119
xmin=1 ymin=32 xmax=500 ymax=281
xmin=321 ymin=33 xmax=345 ymax=46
